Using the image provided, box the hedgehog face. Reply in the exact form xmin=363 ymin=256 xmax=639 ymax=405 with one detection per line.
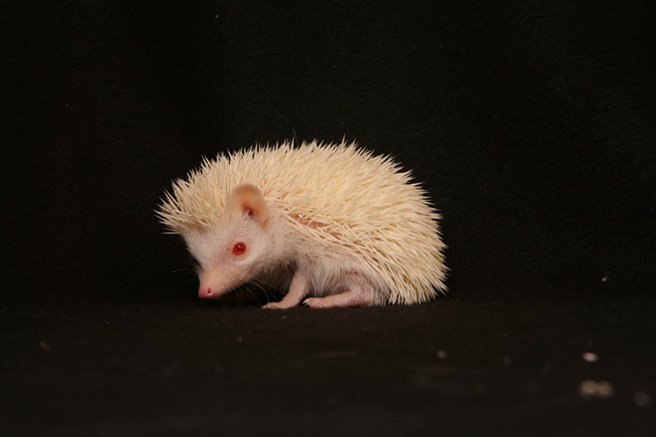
xmin=183 ymin=209 xmax=274 ymax=299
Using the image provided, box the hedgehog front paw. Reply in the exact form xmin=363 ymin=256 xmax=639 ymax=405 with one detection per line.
xmin=262 ymin=270 xmax=309 ymax=309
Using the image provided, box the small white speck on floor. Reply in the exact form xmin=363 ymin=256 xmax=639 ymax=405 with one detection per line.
xmin=436 ymin=350 xmax=447 ymax=359
xmin=601 ymin=276 xmax=609 ymax=282
xmin=578 ymin=380 xmax=614 ymax=399
xmin=582 ymin=352 xmax=599 ymax=362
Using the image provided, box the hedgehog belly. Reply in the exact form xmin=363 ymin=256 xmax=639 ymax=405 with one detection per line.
xmin=297 ymin=254 xmax=391 ymax=305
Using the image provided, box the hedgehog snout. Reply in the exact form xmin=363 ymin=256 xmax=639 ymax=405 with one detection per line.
xmin=199 ymin=285 xmax=215 ymax=299
xmin=197 ymin=262 xmax=249 ymax=299
xmin=198 ymin=278 xmax=231 ymax=299
xmin=198 ymin=281 xmax=233 ymax=299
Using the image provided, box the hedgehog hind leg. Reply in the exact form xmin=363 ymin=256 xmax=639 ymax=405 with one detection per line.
xmin=303 ymin=284 xmax=376 ymax=309
xmin=262 ymin=270 xmax=310 ymax=310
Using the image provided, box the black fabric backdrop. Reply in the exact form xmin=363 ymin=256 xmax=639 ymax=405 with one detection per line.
xmin=2 ymin=1 xmax=655 ymax=435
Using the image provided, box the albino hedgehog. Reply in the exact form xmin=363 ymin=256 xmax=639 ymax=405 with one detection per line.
xmin=157 ymin=140 xmax=447 ymax=309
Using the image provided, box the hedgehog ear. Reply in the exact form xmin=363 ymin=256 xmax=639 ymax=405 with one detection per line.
xmin=228 ymin=184 xmax=268 ymax=226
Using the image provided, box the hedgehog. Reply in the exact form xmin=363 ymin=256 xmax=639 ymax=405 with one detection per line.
xmin=156 ymin=140 xmax=447 ymax=309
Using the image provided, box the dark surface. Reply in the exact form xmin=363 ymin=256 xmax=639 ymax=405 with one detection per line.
xmin=2 ymin=1 xmax=655 ymax=435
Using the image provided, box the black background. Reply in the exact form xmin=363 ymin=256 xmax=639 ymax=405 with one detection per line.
xmin=2 ymin=1 xmax=655 ymax=435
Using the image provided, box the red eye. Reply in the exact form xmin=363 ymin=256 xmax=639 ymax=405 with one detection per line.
xmin=232 ymin=242 xmax=247 ymax=256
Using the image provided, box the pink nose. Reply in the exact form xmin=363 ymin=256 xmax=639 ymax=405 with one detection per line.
xmin=199 ymin=285 xmax=215 ymax=299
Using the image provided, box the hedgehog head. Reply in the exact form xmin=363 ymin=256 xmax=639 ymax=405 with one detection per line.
xmin=166 ymin=184 xmax=280 ymax=299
